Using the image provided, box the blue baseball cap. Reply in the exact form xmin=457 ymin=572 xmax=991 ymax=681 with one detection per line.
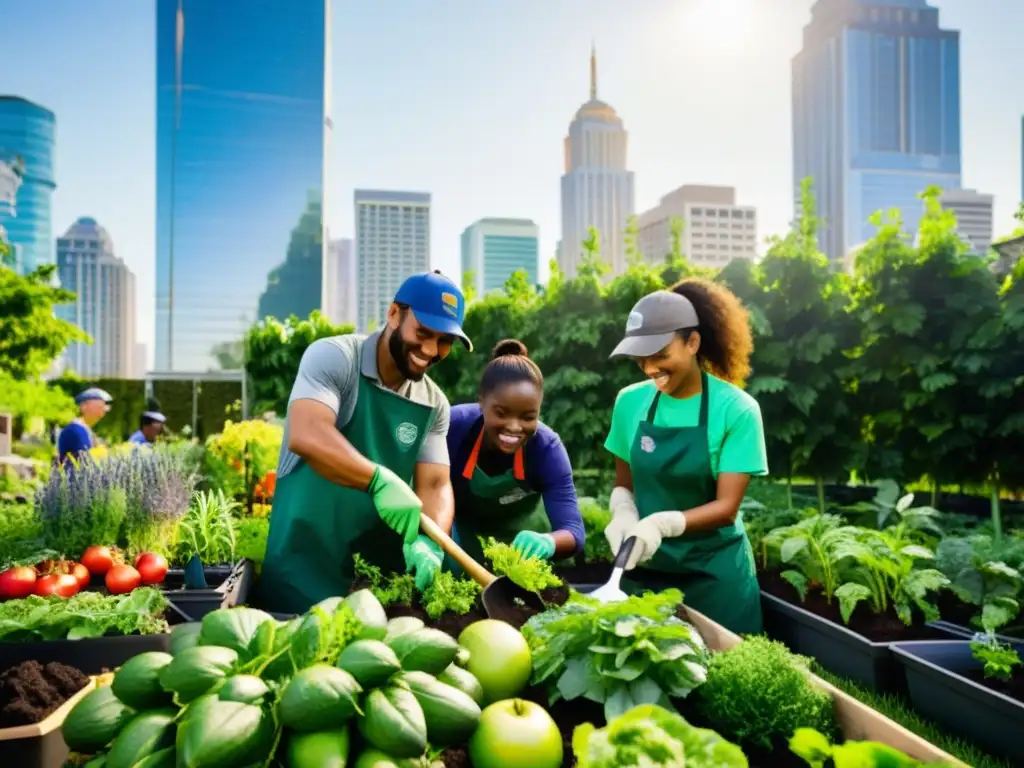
xmin=394 ymin=271 xmax=473 ymax=351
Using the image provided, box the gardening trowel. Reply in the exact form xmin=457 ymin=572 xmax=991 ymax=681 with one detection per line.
xmin=583 ymin=536 xmax=636 ymax=604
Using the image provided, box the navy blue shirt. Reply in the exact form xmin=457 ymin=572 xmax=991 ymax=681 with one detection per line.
xmin=447 ymin=403 xmax=585 ymax=554
xmin=57 ymin=421 xmax=94 ymax=464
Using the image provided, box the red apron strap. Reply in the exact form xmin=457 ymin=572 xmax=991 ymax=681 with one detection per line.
xmin=513 ymin=446 xmax=526 ymax=481
xmin=462 ymin=430 xmax=484 ymax=480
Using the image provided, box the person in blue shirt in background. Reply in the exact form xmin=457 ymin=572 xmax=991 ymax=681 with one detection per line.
xmin=129 ymin=400 xmax=166 ymax=446
xmin=57 ymin=387 xmax=112 ymax=464
xmin=446 ymin=338 xmax=585 ymax=564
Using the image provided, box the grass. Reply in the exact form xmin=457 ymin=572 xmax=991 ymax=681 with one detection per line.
xmin=813 ymin=665 xmax=1010 ymax=768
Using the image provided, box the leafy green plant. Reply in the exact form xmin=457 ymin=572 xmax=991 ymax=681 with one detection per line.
xmin=483 ymin=537 xmax=563 ymax=593
xmin=579 ymin=500 xmax=613 ymax=563
xmin=235 ymin=516 xmax=270 ymax=570
xmin=0 ymin=502 xmax=49 ymax=569
xmin=739 ymin=497 xmax=804 ymax=569
xmin=789 ymin=727 xmax=923 ymax=767
xmin=936 ymin=535 xmax=1022 ymax=631
xmin=420 ymin=571 xmax=481 ymax=619
xmin=763 ymin=513 xmax=861 ymax=600
xmin=175 ymin=489 xmax=238 ymax=565
xmin=572 ymin=703 xmax=747 ymax=768
xmin=352 ymin=553 xmax=415 ymax=606
xmin=0 ymin=588 xmax=170 ymax=641
xmin=694 ymin=635 xmax=836 ymax=751
xmin=970 ymin=632 xmax=1021 ymax=682
xmin=523 ymin=589 xmax=709 ymax=721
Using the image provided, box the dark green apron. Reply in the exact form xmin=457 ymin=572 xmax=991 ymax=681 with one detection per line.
xmin=447 ymin=429 xmax=551 ymax=569
xmin=260 ymin=374 xmax=435 ymax=614
xmin=622 ymin=371 xmax=762 ymax=635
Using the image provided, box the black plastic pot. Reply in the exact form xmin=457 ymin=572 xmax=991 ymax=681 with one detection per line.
xmin=163 ymin=559 xmax=254 ymax=621
xmin=760 ymin=591 xmax=962 ymax=693
xmin=926 ymin=619 xmax=1018 ymax=645
xmin=892 ymin=640 xmax=1024 ymax=761
xmin=0 ymin=681 xmax=93 ymax=768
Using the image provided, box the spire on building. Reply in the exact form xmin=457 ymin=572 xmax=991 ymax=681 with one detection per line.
xmin=590 ymin=42 xmax=597 ymax=100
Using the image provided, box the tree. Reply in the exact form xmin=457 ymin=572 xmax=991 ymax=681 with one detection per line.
xmin=0 ymin=264 xmax=89 ymax=379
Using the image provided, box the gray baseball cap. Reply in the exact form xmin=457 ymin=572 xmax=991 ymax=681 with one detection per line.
xmin=610 ymin=291 xmax=699 ymax=358
xmin=74 ymin=387 xmax=113 ymax=405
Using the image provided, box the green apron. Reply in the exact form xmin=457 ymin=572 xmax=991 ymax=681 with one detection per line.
xmin=259 ymin=374 xmax=436 ymax=614
xmin=447 ymin=429 xmax=551 ymax=569
xmin=622 ymin=371 xmax=763 ymax=636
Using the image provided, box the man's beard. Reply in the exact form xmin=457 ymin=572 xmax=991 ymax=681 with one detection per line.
xmin=389 ymin=330 xmax=438 ymax=382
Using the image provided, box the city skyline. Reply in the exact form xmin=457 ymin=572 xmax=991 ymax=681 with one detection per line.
xmin=3 ymin=0 xmax=1023 ymax=364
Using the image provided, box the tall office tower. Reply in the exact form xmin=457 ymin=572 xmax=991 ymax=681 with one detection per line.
xmin=323 ymin=237 xmax=355 ymax=326
xmin=559 ymin=46 xmax=635 ymax=278
xmin=793 ymin=0 xmax=961 ymax=262
xmin=938 ymin=188 xmax=994 ymax=255
xmin=460 ymin=218 xmax=539 ymax=296
xmin=155 ymin=0 xmax=331 ymax=372
xmin=0 ymin=96 xmax=56 ymax=273
xmin=637 ymin=185 xmax=758 ymax=267
xmin=56 ymin=218 xmax=137 ymax=377
xmin=355 ymin=190 xmax=430 ymax=332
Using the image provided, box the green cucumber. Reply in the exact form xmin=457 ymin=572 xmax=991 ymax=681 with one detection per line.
xmin=132 ymin=746 xmax=176 ymax=768
xmin=437 ymin=663 xmax=485 ymax=706
xmin=111 ymin=651 xmax=174 ymax=710
xmin=198 ymin=606 xmax=273 ymax=660
xmin=105 ymin=709 xmax=177 ymax=768
xmin=62 ymin=685 xmax=136 ymax=753
xmin=177 ymin=699 xmax=275 ymax=767
xmin=158 ymin=645 xmax=238 ymax=703
xmin=386 ymin=628 xmax=460 ymax=675
xmin=342 ymin=590 xmax=388 ymax=640
xmin=357 ymin=686 xmax=427 ymax=758
xmin=217 ymin=674 xmax=270 ymax=704
xmin=279 ymin=665 xmax=362 ymax=731
xmin=397 ymin=671 xmax=481 ymax=746
xmin=287 ymin=728 xmax=350 ymax=768
xmin=337 ymin=639 xmax=402 ymax=688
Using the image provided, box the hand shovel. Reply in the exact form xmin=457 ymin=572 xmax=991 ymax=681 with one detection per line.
xmin=418 ymin=513 xmax=546 ymax=621
xmin=583 ymin=536 xmax=636 ymax=604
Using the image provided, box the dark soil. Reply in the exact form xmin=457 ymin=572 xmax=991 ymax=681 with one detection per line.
xmin=554 ymin=563 xmax=613 ymax=586
xmin=935 ymin=591 xmax=980 ymax=629
xmin=964 ymin=668 xmax=1024 ymax=702
xmin=759 ymin=571 xmax=953 ymax=643
xmin=0 ymin=660 xmax=88 ymax=727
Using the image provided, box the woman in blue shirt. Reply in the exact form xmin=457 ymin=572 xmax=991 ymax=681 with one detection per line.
xmin=447 ymin=339 xmax=585 ymax=563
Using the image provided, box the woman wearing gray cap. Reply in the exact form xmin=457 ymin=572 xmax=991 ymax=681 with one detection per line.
xmin=603 ymin=278 xmax=767 ymax=634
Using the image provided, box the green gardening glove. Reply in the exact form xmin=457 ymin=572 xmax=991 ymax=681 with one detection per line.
xmin=369 ymin=465 xmax=422 ymax=546
xmin=403 ymin=535 xmax=443 ymax=591
xmin=512 ymin=530 xmax=556 ymax=560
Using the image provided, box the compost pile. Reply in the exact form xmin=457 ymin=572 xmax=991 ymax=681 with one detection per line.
xmin=0 ymin=660 xmax=88 ymax=727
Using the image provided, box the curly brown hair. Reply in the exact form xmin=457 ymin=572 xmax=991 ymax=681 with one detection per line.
xmin=669 ymin=277 xmax=752 ymax=385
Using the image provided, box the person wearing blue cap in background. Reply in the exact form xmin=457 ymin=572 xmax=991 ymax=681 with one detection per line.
xmin=57 ymin=387 xmax=113 ymax=464
xmin=260 ymin=270 xmax=473 ymax=614
xmin=129 ymin=399 xmax=167 ymax=446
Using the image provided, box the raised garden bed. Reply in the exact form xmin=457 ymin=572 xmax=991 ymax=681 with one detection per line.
xmin=760 ymin=571 xmax=961 ymax=693
xmin=0 ymin=661 xmax=94 ymax=768
xmin=161 ymin=558 xmax=254 ymax=620
xmin=892 ymin=640 xmax=1024 ymax=762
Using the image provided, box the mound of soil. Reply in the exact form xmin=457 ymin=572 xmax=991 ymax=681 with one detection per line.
xmin=0 ymin=660 xmax=88 ymax=728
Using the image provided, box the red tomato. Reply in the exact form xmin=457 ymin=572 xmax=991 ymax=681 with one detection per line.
xmin=0 ymin=566 xmax=37 ymax=600
xmin=134 ymin=553 xmax=168 ymax=585
xmin=81 ymin=546 xmax=114 ymax=576
xmin=70 ymin=562 xmax=91 ymax=589
xmin=35 ymin=573 xmax=80 ymax=598
xmin=106 ymin=564 xmax=142 ymax=594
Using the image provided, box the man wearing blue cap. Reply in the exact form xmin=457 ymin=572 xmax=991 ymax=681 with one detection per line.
xmin=261 ymin=271 xmax=473 ymax=614
xmin=57 ymin=387 xmax=113 ymax=464
xmin=129 ymin=399 xmax=167 ymax=447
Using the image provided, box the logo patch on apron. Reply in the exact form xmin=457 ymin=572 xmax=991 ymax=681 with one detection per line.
xmin=396 ymin=422 xmax=419 ymax=446
xmin=499 ymin=487 xmax=534 ymax=505
xmin=640 ymin=436 xmax=656 ymax=453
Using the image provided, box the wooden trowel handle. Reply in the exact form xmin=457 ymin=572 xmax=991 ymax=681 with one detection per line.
xmin=418 ymin=512 xmax=496 ymax=587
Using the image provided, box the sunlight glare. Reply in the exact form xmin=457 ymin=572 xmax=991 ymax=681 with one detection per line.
xmin=685 ymin=0 xmax=755 ymax=52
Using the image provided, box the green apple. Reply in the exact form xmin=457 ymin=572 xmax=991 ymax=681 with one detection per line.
xmin=457 ymin=619 xmax=532 ymax=703
xmin=468 ymin=699 xmax=563 ymax=768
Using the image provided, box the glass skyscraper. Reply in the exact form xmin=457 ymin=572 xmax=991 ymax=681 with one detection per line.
xmin=460 ymin=218 xmax=540 ymax=296
xmin=793 ymin=0 xmax=961 ymax=262
xmin=155 ymin=0 xmax=330 ymax=372
xmin=0 ymin=96 xmax=56 ymax=273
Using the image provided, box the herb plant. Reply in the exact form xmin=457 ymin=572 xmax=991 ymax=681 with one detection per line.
xmin=523 ymin=589 xmax=709 ymax=721
xmin=175 ymin=489 xmax=239 ymax=565
xmin=483 ymin=537 xmax=563 ymax=593
xmin=695 ymin=635 xmax=836 ymax=751
xmin=420 ymin=570 xmax=481 ymax=619
xmin=789 ymin=727 xmax=923 ymax=767
xmin=579 ymin=500 xmax=613 ymax=563
xmin=970 ymin=632 xmax=1021 ymax=682
xmin=352 ymin=554 xmax=414 ymax=606
xmin=937 ymin=535 xmax=1023 ymax=631
xmin=763 ymin=513 xmax=861 ymax=600
xmin=0 ymin=587 xmax=170 ymax=641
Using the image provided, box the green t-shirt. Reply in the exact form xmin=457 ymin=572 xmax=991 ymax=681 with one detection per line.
xmin=604 ymin=374 xmax=769 ymax=479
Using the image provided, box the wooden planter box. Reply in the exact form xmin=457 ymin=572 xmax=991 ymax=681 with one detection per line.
xmin=0 ymin=678 xmax=96 ymax=768
xmin=683 ymin=607 xmax=967 ymax=766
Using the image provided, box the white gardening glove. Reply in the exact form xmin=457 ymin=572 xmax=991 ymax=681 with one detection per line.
xmin=622 ymin=511 xmax=688 ymax=570
xmin=604 ymin=487 xmax=640 ymax=555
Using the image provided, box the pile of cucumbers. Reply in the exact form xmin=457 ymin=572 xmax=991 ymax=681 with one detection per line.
xmin=60 ymin=590 xmax=487 ymax=767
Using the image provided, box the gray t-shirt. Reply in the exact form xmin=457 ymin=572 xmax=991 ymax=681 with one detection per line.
xmin=277 ymin=331 xmax=451 ymax=479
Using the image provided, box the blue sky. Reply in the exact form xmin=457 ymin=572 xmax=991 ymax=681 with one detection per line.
xmin=2 ymin=0 xmax=1023 ymax=363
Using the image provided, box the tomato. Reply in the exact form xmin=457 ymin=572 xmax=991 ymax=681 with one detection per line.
xmin=35 ymin=573 xmax=80 ymax=598
xmin=134 ymin=553 xmax=168 ymax=585
xmin=106 ymin=564 xmax=142 ymax=594
xmin=0 ymin=566 xmax=37 ymax=600
xmin=70 ymin=562 xmax=91 ymax=589
xmin=81 ymin=546 xmax=114 ymax=576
